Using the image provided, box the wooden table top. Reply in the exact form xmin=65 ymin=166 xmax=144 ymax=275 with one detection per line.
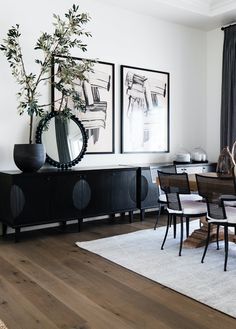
xmin=188 ymin=172 xmax=217 ymax=191
xmin=156 ymin=172 xmax=232 ymax=192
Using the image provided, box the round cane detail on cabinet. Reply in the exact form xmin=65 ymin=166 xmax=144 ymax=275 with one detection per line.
xmin=72 ymin=179 xmax=91 ymax=210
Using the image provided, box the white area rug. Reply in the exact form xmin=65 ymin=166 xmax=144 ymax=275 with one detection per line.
xmin=76 ymin=221 xmax=236 ymax=318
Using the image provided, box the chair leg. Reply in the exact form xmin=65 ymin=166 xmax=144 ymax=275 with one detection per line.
xmin=161 ymin=214 xmax=171 ymax=250
xmin=216 ymin=225 xmax=220 ymax=250
xmin=154 ymin=206 xmax=161 ymax=230
xmin=173 ymin=215 xmax=176 ymax=238
xmin=168 ymin=215 xmax=176 ymax=237
xmin=201 ymin=222 xmax=211 ymax=263
xmin=179 ymin=218 xmax=183 ymax=256
xmin=186 ymin=217 xmax=189 ymax=238
xmin=224 ymin=225 xmax=229 ymax=271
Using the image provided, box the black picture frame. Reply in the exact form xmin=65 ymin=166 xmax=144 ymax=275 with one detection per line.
xmin=52 ymin=55 xmax=115 ymax=154
xmin=121 ymin=65 xmax=170 ymax=153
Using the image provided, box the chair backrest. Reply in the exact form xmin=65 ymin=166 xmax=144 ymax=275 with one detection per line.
xmin=196 ymin=174 xmax=236 ymax=220
xmin=157 ymin=171 xmax=190 ymax=211
xmin=150 ymin=164 xmax=177 ymax=184
xmin=157 ymin=170 xmax=190 ymax=194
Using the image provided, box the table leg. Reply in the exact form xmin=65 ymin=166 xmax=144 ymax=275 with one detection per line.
xmin=184 ymin=217 xmax=236 ymax=248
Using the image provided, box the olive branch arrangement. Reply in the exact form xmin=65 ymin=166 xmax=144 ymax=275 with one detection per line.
xmin=0 ymin=4 xmax=93 ymax=143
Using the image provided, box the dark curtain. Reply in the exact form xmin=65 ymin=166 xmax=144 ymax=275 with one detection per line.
xmin=221 ymin=25 xmax=236 ymax=149
xmin=55 ymin=116 xmax=71 ymax=163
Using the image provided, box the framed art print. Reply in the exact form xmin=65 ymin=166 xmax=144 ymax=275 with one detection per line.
xmin=52 ymin=55 xmax=115 ymax=154
xmin=121 ymin=65 xmax=169 ymax=153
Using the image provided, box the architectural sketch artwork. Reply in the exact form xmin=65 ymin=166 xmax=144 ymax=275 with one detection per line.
xmin=53 ymin=57 xmax=114 ymax=154
xmin=121 ymin=65 xmax=169 ymax=153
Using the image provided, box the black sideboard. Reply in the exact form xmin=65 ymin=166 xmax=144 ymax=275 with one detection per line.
xmin=0 ymin=166 xmax=138 ymax=241
xmin=0 ymin=162 xmax=217 ymax=241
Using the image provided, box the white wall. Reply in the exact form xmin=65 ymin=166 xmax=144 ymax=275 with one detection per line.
xmin=206 ymin=28 xmax=223 ymax=161
xmin=0 ymin=0 xmax=208 ymax=170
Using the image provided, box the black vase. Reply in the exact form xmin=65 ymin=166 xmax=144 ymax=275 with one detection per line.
xmin=13 ymin=144 xmax=46 ymax=172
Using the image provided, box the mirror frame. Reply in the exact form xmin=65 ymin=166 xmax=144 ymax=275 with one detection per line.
xmin=36 ymin=112 xmax=88 ymax=169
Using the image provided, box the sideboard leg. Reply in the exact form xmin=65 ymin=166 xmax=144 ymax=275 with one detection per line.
xmin=2 ymin=223 xmax=7 ymax=236
xmin=60 ymin=221 xmax=67 ymax=232
xmin=15 ymin=227 xmax=20 ymax=243
xmin=129 ymin=211 xmax=133 ymax=223
xmin=108 ymin=213 xmax=116 ymax=223
xmin=78 ymin=218 xmax=83 ymax=232
xmin=140 ymin=209 xmax=145 ymax=222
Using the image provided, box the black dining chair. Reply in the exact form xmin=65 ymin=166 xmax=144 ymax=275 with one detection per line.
xmin=158 ymin=171 xmax=207 ymax=256
xmin=196 ymin=174 xmax=236 ymax=271
xmin=154 ymin=166 xmax=202 ymax=237
xmin=154 ymin=164 xmax=177 ymax=231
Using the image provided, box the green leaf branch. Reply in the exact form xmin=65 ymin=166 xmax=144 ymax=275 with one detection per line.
xmin=0 ymin=4 xmax=93 ymax=144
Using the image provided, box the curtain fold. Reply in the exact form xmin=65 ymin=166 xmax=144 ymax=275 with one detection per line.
xmin=221 ymin=25 xmax=236 ymax=150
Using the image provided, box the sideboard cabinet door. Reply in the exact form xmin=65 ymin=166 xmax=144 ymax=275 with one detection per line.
xmin=111 ymin=169 xmax=137 ymax=212
xmin=78 ymin=170 xmax=111 ymax=217
xmin=137 ymin=167 xmax=158 ymax=210
xmin=0 ymin=173 xmax=51 ymax=226
xmin=50 ymin=172 xmax=83 ymax=220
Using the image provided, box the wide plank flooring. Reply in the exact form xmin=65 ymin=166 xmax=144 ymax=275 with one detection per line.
xmin=0 ymin=214 xmax=235 ymax=329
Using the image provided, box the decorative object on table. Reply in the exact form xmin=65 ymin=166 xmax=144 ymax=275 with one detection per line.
xmin=191 ymin=147 xmax=207 ymax=162
xmin=36 ymin=112 xmax=87 ymax=169
xmin=0 ymin=4 xmax=93 ymax=171
xmin=120 ymin=65 xmax=169 ymax=153
xmin=52 ymin=56 xmax=115 ymax=154
xmin=216 ymin=142 xmax=236 ymax=177
xmin=174 ymin=148 xmax=191 ymax=163
xmin=231 ymin=140 xmax=236 ymax=166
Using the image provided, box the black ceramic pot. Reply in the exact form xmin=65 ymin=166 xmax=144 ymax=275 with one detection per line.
xmin=13 ymin=143 xmax=46 ymax=172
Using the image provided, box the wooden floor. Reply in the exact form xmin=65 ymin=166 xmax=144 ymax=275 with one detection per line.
xmin=0 ymin=214 xmax=235 ymax=329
